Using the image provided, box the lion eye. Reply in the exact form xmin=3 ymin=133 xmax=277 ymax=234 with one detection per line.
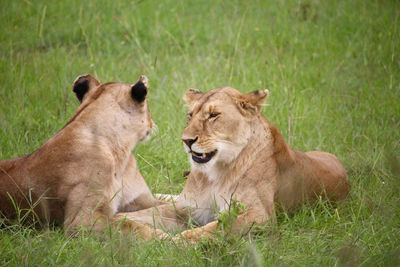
xmin=208 ymin=112 xmax=220 ymax=119
xmin=187 ymin=112 xmax=193 ymax=121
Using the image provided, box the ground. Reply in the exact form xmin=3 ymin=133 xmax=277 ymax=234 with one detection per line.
xmin=0 ymin=0 xmax=399 ymax=266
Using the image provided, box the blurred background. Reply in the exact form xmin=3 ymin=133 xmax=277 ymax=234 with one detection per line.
xmin=0 ymin=0 xmax=399 ymax=265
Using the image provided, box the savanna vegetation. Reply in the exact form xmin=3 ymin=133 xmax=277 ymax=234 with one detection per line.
xmin=1 ymin=0 xmax=399 ymax=265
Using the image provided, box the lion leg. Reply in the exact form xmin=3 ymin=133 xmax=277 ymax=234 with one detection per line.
xmin=230 ymin=209 xmax=272 ymax=234
xmin=121 ymin=192 xmax=167 ymax=212
xmin=177 ymin=210 xmax=270 ymax=244
xmin=120 ymin=155 xmax=166 ymax=212
xmin=155 ymin=193 xmax=180 ymax=202
xmin=177 ymin=199 xmax=274 ymax=244
xmin=64 ymin=193 xmax=166 ymax=240
xmin=63 ymin=182 xmax=115 ymax=236
xmin=65 ymin=209 xmax=109 ymax=237
xmin=112 ymin=214 xmax=167 ymax=240
xmin=175 ymin=220 xmax=218 ymax=244
xmin=117 ymin=202 xmax=187 ymax=234
xmin=64 ymin=195 xmax=166 ymax=240
xmin=64 ymin=203 xmax=108 ymax=236
xmin=64 ymin=208 xmax=165 ymax=240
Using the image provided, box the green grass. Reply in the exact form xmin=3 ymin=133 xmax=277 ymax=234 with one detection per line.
xmin=1 ymin=0 xmax=399 ymax=265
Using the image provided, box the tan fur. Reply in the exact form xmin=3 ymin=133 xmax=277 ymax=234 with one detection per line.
xmin=0 ymin=74 xmax=163 ymax=236
xmin=117 ymin=86 xmax=350 ymax=242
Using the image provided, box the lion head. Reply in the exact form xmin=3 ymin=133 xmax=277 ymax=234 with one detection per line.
xmin=182 ymin=87 xmax=269 ymax=180
xmin=71 ymin=74 xmax=154 ymax=145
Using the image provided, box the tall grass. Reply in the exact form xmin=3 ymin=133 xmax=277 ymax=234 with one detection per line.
xmin=1 ymin=0 xmax=399 ymax=265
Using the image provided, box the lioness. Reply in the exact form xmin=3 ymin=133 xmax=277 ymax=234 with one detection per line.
xmin=117 ymin=86 xmax=350 ymax=242
xmin=0 ymin=74 xmax=162 ymax=236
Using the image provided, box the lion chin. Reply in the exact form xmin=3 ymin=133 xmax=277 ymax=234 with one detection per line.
xmin=187 ymin=141 xmax=247 ymax=181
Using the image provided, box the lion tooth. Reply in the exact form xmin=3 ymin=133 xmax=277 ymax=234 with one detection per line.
xmin=202 ymin=153 xmax=206 ymax=158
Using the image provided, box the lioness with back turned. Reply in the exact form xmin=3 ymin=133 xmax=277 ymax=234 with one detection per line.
xmin=117 ymin=86 xmax=350 ymax=242
xmin=0 ymin=74 xmax=162 ymax=236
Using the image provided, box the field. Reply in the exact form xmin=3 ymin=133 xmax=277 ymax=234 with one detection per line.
xmin=1 ymin=0 xmax=399 ymax=266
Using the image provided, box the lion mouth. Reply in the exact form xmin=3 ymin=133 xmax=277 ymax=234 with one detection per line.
xmin=190 ymin=150 xmax=217 ymax=164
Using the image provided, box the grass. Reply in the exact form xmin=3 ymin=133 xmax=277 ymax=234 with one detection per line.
xmin=0 ymin=0 xmax=399 ymax=265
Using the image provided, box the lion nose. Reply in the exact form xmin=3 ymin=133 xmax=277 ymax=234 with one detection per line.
xmin=182 ymin=136 xmax=198 ymax=149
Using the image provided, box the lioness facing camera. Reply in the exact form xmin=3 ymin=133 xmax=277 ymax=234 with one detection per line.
xmin=117 ymin=86 xmax=350 ymax=242
xmin=0 ymin=74 xmax=162 ymax=235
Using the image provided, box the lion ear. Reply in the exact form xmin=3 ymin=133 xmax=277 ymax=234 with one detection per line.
xmin=238 ymin=89 xmax=269 ymax=115
xmin=183 ymin=89 xmax=203 ymax=104
xmin=131 ymin=75 xmax=149 ymax=103
xmin=72 ymin=74 xmax=101 ymax=103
